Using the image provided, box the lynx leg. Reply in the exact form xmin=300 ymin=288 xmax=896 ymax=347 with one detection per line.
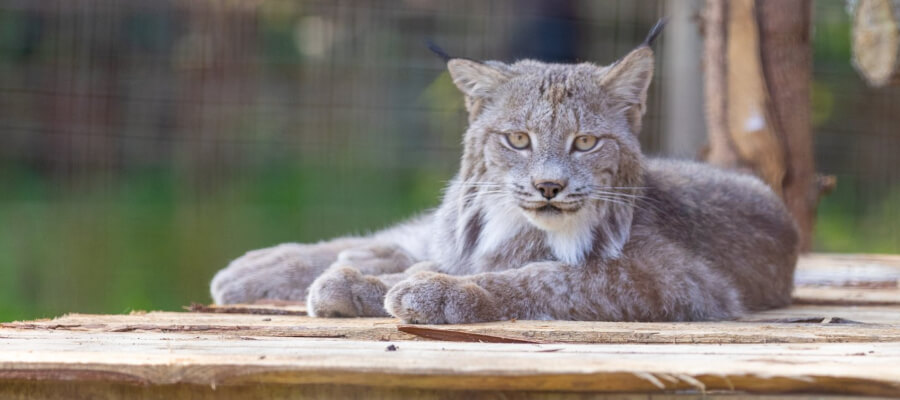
xmin=210 ymin=238 xmax=371 ymax=304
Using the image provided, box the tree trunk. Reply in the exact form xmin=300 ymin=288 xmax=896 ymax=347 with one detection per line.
xmin=702 ymin=0 xmax=830 ymax=252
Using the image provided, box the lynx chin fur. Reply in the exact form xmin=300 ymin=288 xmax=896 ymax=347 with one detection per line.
xmin=210 ymin=20 xmax=799 ymax=324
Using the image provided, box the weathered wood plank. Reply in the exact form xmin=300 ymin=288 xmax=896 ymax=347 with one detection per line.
xmin=0 ymin=381 xmax=888 ymax=400
xmin=0 ymin=330 xmax=899 ymax=397
xmin=792 ymin=286 xmax=900 ymax=305
xmin=4 ymin=312 xmax=415 ymax=341
xmin=795 ymin=253 xmax=900 ymax=286
xmin=5 ymin=304 xmax=900 ymax=344
xmin=793 ymin=253 xmax=900 ymax=306
xmin=739 ymin=304 xmax=900 ymax=324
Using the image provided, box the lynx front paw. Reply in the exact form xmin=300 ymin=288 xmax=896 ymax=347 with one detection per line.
xmin=384 ymin=272 xmax=499 ymax=324
xmin=307 ymin=266 xmax=390 ymax=318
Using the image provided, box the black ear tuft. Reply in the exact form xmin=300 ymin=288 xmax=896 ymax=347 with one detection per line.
xmin=642 ymin=17 xmax=669 ymax=48
xmin=426 ymin=40 xmax=453 ymax=62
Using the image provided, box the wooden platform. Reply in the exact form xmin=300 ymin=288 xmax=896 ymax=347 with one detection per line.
xmin=2 ymin=253 xmax=899 ymax=399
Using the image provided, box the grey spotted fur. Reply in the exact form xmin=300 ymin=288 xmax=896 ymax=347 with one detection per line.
xmin=210 ymin=23 xmax=798 ymax=324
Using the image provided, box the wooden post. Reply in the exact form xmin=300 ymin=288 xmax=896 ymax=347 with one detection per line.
xmin=702 ymin=0 xmax=830 ymax=252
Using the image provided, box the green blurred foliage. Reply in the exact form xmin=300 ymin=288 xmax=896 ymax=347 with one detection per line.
xmin=815 ymin=180 xmax=900 ymax=254
xmin=809 ymin=1 xmax=900 ymax=254
xmin=0 ymin=165 xmax=447 ymax=321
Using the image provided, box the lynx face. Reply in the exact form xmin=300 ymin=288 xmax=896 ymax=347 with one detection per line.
xmin=477 ymin=65 xmax=627 ymax=232
xmin=447 ymin=48 xmax=654 ymax=257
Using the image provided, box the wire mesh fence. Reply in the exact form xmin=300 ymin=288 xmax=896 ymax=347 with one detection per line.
xmin=0 ymin=0 xmax=896 ymax=320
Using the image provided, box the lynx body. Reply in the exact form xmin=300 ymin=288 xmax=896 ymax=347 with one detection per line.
xmin=210 ymin=22 xmax=798 ymax=324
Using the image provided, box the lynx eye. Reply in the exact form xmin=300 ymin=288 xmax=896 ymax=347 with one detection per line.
xmin=573 ymin=135 xmax=599 ymax=152
xmin=505 ymin=132 xmax=531 ymax=150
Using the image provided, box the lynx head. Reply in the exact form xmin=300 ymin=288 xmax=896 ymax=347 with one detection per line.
xmin=442 ymin=20 xmax=664 ymax=262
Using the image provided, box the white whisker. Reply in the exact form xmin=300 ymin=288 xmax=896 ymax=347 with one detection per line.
xmin=587 ymin=196 xmax=632 ymax=207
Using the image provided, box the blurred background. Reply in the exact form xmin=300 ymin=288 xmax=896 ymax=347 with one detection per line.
xmin=0 ymin=0 xmax=897 ymax=321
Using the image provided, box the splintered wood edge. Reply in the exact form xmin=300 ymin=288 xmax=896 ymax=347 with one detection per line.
xmin=397 ymin=325 xmax=541 ymax=343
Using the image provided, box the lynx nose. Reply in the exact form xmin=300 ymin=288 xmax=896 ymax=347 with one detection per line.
xmin=534 ymin=181 xmax=565 ymax=200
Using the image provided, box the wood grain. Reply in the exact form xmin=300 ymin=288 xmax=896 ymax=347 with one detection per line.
xmin=1 ymin=330 xmax=899 ymax=397
xmin=5 ymin=303 xmax=900 ymax=345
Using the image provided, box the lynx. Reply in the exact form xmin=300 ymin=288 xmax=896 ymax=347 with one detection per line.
xmin=210 ymin=20 xmax=798 ymax=324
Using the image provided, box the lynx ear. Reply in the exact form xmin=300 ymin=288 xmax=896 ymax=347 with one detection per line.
xmin=598 ymin=18 xmax=665 ymax=132
xmin=447 ymin=59 xmax=513 ymax=99
xmin=600 ymin=47 xmax=655 ymax=112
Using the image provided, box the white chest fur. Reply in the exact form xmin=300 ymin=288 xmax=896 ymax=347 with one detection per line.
xmin=475 ymin=199 xmax=598 ymax=265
